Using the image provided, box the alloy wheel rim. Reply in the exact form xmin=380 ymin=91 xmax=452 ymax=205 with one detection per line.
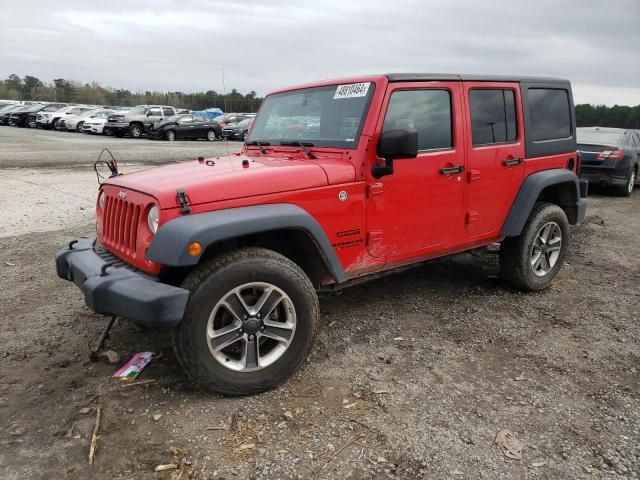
xmin=629 ymin=170 xmax=636 ymax=193
xmin=206 ymin=282 xmax=296 ymax=372
xmin=207 ymin=131 xmax=215 ymax=141
xmin=530 ymin=221 xmax=562 ymax=277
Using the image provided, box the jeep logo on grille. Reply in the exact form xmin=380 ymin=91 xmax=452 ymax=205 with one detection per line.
xmin=118 ymin=190 xmax=127 ymax=199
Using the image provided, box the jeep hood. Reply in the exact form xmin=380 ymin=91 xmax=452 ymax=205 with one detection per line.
xmin=106 ymin=154 xmax=355 ymax=208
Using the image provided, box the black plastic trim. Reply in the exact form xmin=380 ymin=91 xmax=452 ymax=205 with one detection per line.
xmin=146 ymin=203 xmax=348 ymax=283
xmin=56 ymin=238 xmax=189 ymax=328
xmin=501 ymin=169 xmax=583 ymax=237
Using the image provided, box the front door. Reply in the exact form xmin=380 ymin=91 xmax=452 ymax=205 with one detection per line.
xmin=463 ymin=82 xmax=525 ymax=236
xmin=366 ymin=82 xmax=466 ymax=259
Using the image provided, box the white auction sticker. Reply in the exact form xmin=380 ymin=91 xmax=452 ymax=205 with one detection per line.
xmin=334 ymin=82 xmax=371 ymax=99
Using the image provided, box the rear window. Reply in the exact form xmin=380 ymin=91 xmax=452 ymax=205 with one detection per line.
xmin=528 ymin=89 xmax=571 ymax=141
xmin=576 ymin=129 xmax=625 ymax=146
xmin=469 ymin=89 xmax=517 ymax=146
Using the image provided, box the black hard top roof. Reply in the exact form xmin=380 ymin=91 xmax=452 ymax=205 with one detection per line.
xmin=386 ymin=73 xmax=569 ymax=84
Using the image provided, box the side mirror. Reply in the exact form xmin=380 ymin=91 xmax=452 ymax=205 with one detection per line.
xmin=373 ymin=129 xmax=418 ymax=179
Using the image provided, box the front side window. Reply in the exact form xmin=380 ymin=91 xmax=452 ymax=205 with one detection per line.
xmin=528 ymin=89 xmax=571 ymax=141
xmin=129 ymin=106 xmax=148 ymax=115
xmin=470 ymin=89 xmax=517 ymax=146
xmin=248 ymin=83 xmax=375 ymax=148
xmin=382 ymin=89 xmax=452 ymax=151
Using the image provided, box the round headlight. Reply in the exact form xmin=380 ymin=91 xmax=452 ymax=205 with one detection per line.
xmin=98 ymin=191 xmax=105 ymax=210
xmin=147 ymin=205 xmax=159 ymax=234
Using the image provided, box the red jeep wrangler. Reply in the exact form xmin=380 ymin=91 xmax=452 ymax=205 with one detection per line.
xmin=57 ymin=74 xmax=587 ymax=395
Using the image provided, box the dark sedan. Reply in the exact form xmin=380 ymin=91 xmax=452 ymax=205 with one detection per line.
xmin=148 ymin=114 xmax=221 ymax=141
xmin=9 ymin=103 xmax=66 ymax=128
xmin=578 ymin=127 xmax=640 ymax=196
xmin=0 ymin=104 xmax=25 ymax=125
xmin=221 ymin=118 xmax=253 ymax=141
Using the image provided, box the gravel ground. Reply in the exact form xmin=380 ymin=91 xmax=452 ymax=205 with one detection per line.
xmin=0 ymin=125 xmax=241 ymax=168
xmin=0 ymin=129 xmax=638 ymax=479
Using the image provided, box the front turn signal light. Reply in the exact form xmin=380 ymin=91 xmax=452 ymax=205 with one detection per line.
xmin=187 ymin=242 xmax=202 ymax=256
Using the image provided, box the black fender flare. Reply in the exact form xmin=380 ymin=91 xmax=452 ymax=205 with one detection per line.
xmin=500 ymin=169 xmax=583 ymax=237
xmin=146 ymin=203 xmax=347 ymax=283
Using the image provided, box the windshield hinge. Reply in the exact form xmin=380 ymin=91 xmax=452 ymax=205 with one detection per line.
xmin=176 ymin=188 xmax=191 ymax=215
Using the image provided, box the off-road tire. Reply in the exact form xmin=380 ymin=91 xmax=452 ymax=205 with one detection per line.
xmin=173 ymin=248 xmax=319 ymax=395
xmin=500 ymin=202 xmax=569 ymax=291
xmin=616 ymin=165 xmax=636 ymax=197
xmin=129 ymin=124 xmax=143 ymax=138
xmin=206 ymin=129 xmax=216 ymax=141
xmin=165 ymin=130 xmax=176 ymax=142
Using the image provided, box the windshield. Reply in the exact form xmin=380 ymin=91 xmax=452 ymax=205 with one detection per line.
xmin=577 ymin=129 xmax=624 ymax=146
xmin=247 ymin=83 xmax=375 ymax=148
xmin=129 ymin=105 xmax=148 ymax=115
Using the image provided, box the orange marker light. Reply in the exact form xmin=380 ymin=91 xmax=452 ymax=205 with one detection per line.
xmin=187 ymin=242 xmax=202 ymax=256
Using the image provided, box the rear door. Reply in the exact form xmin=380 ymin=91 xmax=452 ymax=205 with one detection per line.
xmin=176 ymin=115 xmax=193 ymax=138
xmin=366 ymin=81 xmax=466 ymax=258
xmin=464 ymin=82 xmax=525 ymax=236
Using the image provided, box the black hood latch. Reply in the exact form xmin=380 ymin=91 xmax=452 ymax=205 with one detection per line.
xmin=176 ymin=188 xmax=191 ymax=215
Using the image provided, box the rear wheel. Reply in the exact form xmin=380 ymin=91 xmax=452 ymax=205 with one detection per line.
xmin=616 ymin=166 xmax=636 ymax=197
xmin=76 ymin=121 xmax=84 ymax=131
xmin=129 ymin=124 xmax=143 ymax=138
xmin=206 ymin=129 xmax=216 ymax=141
xmin=165 ymin=130 xmax=176 ymax=142
xmin=500 ymin=202 xmax=569 ymax=291
xmin=174 ymin=248 xmax=319 ymax=395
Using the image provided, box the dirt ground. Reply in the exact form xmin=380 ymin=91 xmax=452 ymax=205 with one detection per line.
xmin=0 ymin=133 xmax=639 ymax=479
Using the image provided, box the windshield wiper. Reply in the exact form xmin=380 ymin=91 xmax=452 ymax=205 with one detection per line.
xmin=280 ymin=141 xmax=317 ymax=160
xmin=245 ymin=140 xmax=269 ymax=154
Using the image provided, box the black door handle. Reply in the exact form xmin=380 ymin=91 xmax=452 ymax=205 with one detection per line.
xmin=440 ymin=165 xmax=465 ymax=175
xmin=503 ymin=157 xmax=523 ymax=166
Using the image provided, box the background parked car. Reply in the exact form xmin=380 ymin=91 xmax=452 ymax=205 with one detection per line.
xmin=578 ymin=127 xmax=640 ymax=196
xmin=105 ymin=105 xmax=178 ymax=138
xmin=58 ymin=108 xmax=111 ymax=131
xmin=221 ymin=117 xmax=253 ymax=141
xmin=148 ymin=114 xmax=221 ymax=141
xmin=213 ymin=113 xmax=252 ymax=129
xmin=8 ymin=103 xmax=44 ymax=127
xmin=80 ymin=110 xmax=113 ymax=134
xmin=37 ymin=105 xmax=94 ymax=130
xmin=0 ymin=104 xmax=25 ymax=125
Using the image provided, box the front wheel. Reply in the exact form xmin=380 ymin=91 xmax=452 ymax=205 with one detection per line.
xmin=129 ymin=124 xmax=143 ymax=138
xmin=76 ymin=121 xmax=84 ymax=131
xmin=174 ymin=248 xmax=319 ymax=395
xmin=500 ymin=202 xmax=569 ymax=291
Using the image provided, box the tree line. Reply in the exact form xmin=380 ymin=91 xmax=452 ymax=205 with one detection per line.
xmin=0 ymin=74 xmax=262 ymax=112
xmin=1 ymin=74 xmax=639 ymax=127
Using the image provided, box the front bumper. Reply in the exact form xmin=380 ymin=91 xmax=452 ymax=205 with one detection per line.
xmin=105 ymin=122 xmax=129 ymax=134
xmin=221 ymin=130 xmax=243 ymax=139
xmin=56 ymin=237 xmax=189 ymax=328
xmin=82 ymin=123 xmax=105 ymax=134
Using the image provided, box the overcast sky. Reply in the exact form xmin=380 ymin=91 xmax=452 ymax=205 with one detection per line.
xmin=1 ymin=0 xmax=639 ymax=106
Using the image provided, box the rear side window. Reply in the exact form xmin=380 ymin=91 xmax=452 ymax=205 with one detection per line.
xmin=469 ymin=89 xmax=517 ymax=146
xmin=148 ymin=107 xmax=162 ymax=116
xmin=528 ymin=89 xmax=571 ymax=141
xmin=382 ymin=89 xmax=452 ymax=151
xmin=162 ymin=107 xmax=175 ymax=117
